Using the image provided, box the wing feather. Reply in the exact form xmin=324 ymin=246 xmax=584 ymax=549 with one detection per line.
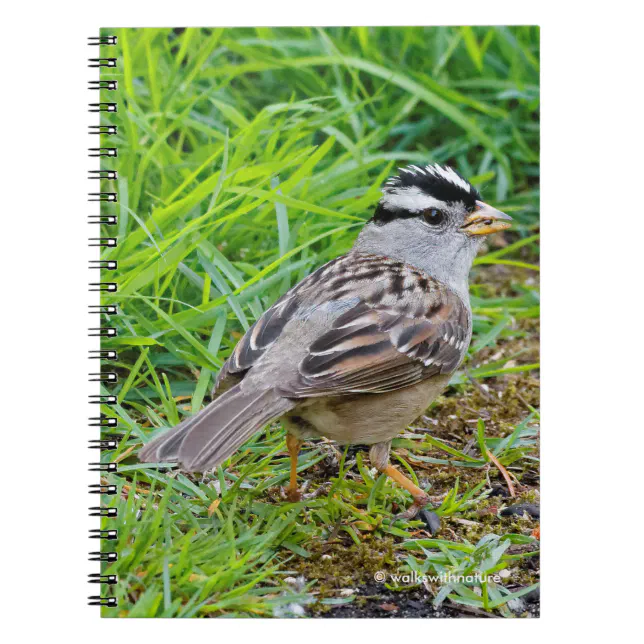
xmin=215 ymin=253 xmax=471 ymax=399
xmin=286 ymin=257 xmax=470 ymax=396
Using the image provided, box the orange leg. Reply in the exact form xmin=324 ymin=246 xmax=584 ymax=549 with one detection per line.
xmin=281 ymin=434 xmax=330 ymax=503
xmin=382 ymin=464 xmax=429 ymax=502
xmin=381 ymin=465 xmax=431 ymax=518
xmin=285 ymin=434 xmax=303 ymax=502
xmin=370 ymin=442 xmax=432 ymax=521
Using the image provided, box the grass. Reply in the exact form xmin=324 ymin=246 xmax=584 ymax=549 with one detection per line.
xmin=96 ymin=26 xmax=540 ymax=618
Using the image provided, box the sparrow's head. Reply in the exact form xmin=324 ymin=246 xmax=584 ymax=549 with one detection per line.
xmin=355 ymin=164 xmax=512 ymax=293
xmin=374 ymin=163 xmax=511 ymax=237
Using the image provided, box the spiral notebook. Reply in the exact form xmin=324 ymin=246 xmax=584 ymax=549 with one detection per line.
xmin=90 ymin=27 xmax=540 ymax=618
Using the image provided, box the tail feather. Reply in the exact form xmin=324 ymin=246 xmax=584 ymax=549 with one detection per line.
xmin=139 ymin=385 xmax=246 ymax=463
xmin=139 ymin=385 xmax=294 ymax=472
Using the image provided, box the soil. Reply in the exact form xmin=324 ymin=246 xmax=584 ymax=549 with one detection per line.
xmin=320 ymin=582 xmax=540 ymax=618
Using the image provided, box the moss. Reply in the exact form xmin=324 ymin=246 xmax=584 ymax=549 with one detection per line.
xmin=287 ymin=538 xmax=401 ymax=614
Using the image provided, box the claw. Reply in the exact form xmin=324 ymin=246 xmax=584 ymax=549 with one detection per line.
xmin=393 ymin=504 xmax=423 ymax=522
xmin=280 ymin=481 xmax=330 ymax=503
xmin=280 ymin=486 xmax=302 ymax=502
xmin=392 ymin=492 xmax=432 ymax=522
xmin=302 ymin=481 xmax=331 ymax=500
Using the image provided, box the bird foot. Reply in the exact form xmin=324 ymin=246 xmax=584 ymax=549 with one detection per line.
xmin=392 ymin=492 xmax=432 ymax=522
xmin=302 ymin=481 xmax=331 ymax=500
xmin=280 ymin=486 xmax=303 ymax=502
xmin=280 ymin=481 xmax=330 ymax=502
xmin=393 ymin=504 xmax=423 ymax=522
xmin=392 ymin=494 xmax=441 ymax=533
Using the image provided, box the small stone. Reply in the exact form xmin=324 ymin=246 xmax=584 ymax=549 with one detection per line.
xmin=508 ymin=598 xmax=526 ymax=613
xmin=419 ymin=509 xmax=441 ymax=535
xmin=453 ymin=518 xmax=481 ymax=527
xmin=500 ymin=503 xmax=540 ymax=519
xmin=524 ymin=587 xmax=540 ymax=604
xmin=499 ymin=569 xmax=511 ymax=579
xmin=489 ymin=485 xmax=510 ymax=498
xmin=208 ymin=480 xmax=222 ymax=494
xmin=339 ymin=588 xmax=356 ymax=597
xmin=379 ymin=603 xmax=398 ymax=612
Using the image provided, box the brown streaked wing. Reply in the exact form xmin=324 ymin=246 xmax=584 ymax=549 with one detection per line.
xmin=283 ymin=275 xmax=469 ymax=397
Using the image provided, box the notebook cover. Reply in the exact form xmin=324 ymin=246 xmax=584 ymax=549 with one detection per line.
xmin=90 ymin=26 xmax=540 ymax=618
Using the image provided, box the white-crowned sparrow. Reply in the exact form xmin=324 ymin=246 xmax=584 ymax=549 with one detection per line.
xmin=140 ymin=163 xmax=512 ymax=519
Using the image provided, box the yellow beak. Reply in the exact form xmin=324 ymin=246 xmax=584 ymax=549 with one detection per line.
xmin=461 ymin=200 xmax=512 ymax=236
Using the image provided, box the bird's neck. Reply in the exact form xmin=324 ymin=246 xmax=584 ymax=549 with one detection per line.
xmin=352 ymin=224 xmax=481 ymax=304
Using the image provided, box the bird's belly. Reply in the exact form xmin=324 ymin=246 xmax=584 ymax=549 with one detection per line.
xmin=288 ymin=375 xmax=450 ymax=445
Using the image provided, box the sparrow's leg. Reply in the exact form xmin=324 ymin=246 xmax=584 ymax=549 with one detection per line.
xmin=369 ymin=441 xmax=431 ymax=520
xmin=284 ymin=433 xmax=304 ymax=502
xmin=280 ymin=433 xmax=330 ymax=502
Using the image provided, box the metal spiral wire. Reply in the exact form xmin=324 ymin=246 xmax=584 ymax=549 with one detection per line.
xmin=88 ymin=33 xmax=119 ymax=608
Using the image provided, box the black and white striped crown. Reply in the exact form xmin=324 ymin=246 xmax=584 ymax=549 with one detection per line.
xmin=382 ymin=163 xmax=480 ymax=211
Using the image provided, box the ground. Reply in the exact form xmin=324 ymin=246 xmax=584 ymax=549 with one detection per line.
xmin=101 ymin=261 xmax=540 ymax=619
xmin=274 ymin=266 xmax=540 ymax=618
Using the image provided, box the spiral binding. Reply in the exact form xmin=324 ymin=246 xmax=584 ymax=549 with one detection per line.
xmin=88 ymin=148 xmax=118 ymax=157
xmin=89 ymin=103 xmax=118 ymax=113
xmin=89 ymin=260 xmax=118 ymax=271
xmin=88 ymin=215 xmax=117 ymax=225
xmin=89 ymin=349 xmax=118 ymax=359
xmin=88 ymin=33 xmax=119 ymax=608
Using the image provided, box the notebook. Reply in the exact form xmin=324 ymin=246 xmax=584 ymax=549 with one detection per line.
xmin=89 ymin=26 xmax=540 ymax=618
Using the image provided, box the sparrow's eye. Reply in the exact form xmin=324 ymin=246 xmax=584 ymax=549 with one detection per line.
xmin=423 ymin=209 xmax=445 ymax=226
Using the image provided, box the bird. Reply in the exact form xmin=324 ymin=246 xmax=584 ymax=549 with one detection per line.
xmin=140 ymin=163 xmax=512 ymax=520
